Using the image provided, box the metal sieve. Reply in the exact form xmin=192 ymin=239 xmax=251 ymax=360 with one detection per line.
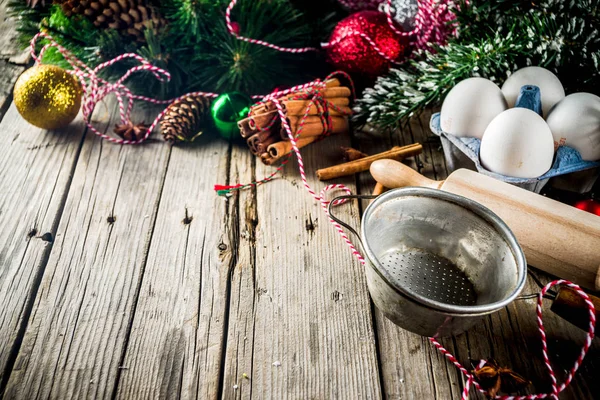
xmin=329 ymin=187 xmax=527 ymax=337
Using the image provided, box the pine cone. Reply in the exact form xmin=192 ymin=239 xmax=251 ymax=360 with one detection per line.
xmin=160 ymin=95 xmax=211 ymax=143
xmin=54 ymin=0 xmax=165 ymax=42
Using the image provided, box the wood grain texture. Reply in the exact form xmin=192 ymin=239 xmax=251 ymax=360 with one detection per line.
xmin=0 ymin=1 xmax=27 ymax=121
xmin=0 ymin=103 xmax=87 ymax=388
xmin=0 ymin=78 xmax=597 ymax=400
xmin=0 ymin=0 xmax=26 ymax=120
xmin=0 ymin=0 xmax=28 ymax=63
xmin=220 ymin=145 xmax=258 ymax=400
xmin=356 ymin=118 xmax=462 ymax=399
xmin=115 ymin=137 xmax=233 ymax=400
xmin=450 ymin=275 xmax=599 ymax=400
xmin=0 ymin=60 xmax=24 ymax=120
xmin=4 ymin=101 xmax=171 ymax=399
xmin=222 ymin=135 xmax=382 ymax=399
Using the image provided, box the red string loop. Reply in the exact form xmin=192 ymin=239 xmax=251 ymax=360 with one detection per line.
xmin=430 ymin=280 xmax=595 ymax=399
xmin=30 ymin=31 xmax=224 ymax=144
xmin=226 ymin=0 xmax=459 ymax=59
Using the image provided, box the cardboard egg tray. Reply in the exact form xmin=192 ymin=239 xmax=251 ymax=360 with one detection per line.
xmin=430 ymin=113 xmax=600 ymax=193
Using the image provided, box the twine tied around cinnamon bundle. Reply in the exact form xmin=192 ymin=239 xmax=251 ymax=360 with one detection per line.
xmin=214 ymin=71 xmax=355 ymax=196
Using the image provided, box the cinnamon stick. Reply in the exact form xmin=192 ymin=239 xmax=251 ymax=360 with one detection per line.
xmin=238 ymin=118 xmax=254 ymax=138
xmin=267 ymin=136 xmax=318 ymax=160
xmin=247 ymin=134 xmax=260 ymax=155
xmin=250 ymin=84 xmax=349 ymax=114
xmin=280 ymin=117 xmax=349 ymax=139
xmin=342 ymin=147 xmax=369 ymax=162
xmin=256 ymin=128 xmax=278 ymax=142
xmin=260 ymin=152 xmax=276 ymax=166
xmin=256 ymin=135 xmax=281 ymax=154
xmin=318 ymin=86 xmax=352 ymax=98
xmin=324 ymin=78 xmax=341 ymax=88
xmin=316 ymin=144 xmax=423 ymax=181
xmin=238 ymin=112 xmax=277 ymax=137
xmin=243 ymin=104 xmax=351 ymax=136
xmin=273 ymin=87 xmax=350 ymax=101
xmin=251 ymin=113 xmax=277 ymax=130
xmin=253 ymin=97 xmax=351 ymax=116
xmin=283 ymin=98 xmax=350 ymax=115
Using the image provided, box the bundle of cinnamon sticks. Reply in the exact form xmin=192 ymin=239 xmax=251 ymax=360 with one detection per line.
xmin=238 ymin=78 xmax=353 ymax=165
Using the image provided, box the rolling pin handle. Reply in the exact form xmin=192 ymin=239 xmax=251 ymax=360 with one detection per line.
xmin=370 ymin=159 xmax=443 ymax=189
xmin=551 ymin=286 xmax=600 ymax=337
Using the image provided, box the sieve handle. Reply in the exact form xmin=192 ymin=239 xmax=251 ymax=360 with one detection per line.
xmin=328 ymin=195 xmax=377 ymax=248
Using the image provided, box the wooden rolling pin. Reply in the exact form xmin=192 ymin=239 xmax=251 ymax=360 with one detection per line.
xmin=370 ymin=160 xmax=600 ymax=291
xmin=551 ymin=287 xmax=600 ymax=336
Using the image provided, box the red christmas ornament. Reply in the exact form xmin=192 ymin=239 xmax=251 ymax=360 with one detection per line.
xmin=326 ymin=11 xmax=410 ymax=78
xmin=573 ymin=199 xmax=600 ymax=216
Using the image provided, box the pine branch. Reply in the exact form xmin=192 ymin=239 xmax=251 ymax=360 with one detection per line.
xmin=355 ymin=30 xmax=529 ymax=127
xmin=354 ymin=0 xmax=600 ymax=128
xmin=9 ymin=0 xmax=337 ymax=98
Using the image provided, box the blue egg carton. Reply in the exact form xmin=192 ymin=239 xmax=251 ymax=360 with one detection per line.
xmin=430 ymin=112 xmax=600 ymax=193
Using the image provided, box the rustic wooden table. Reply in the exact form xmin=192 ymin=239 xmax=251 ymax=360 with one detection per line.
xmin=0 ymin=6 xmax=598 ymax=399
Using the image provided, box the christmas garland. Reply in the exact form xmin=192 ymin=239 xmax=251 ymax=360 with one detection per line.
xmin=10 ymin=0 xmax=344 ymax=98
xmin=354 ymin=0 xmax=600 ymax=128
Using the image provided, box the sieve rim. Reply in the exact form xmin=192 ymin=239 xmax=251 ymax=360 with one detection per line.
xmin=361 ymin=187 xmax=527 ymax=315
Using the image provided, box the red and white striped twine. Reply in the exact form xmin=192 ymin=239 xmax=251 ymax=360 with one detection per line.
xmin=225 ymin=0 xmax=320 ymax=53
xmin=30 ymin=1 xmax=457 ymax=144
xmin=428 ymin=280 xmax=595 ymax=400
xmin=336 ymin=0 xmax=383 ymax=10
xmin=226 ymin=0 xmax=458 ymax=59
xmin=31 ymin=32 xmax=226 ymax=144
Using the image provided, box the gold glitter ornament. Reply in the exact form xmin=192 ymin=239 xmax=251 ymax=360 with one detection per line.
xmin=14 ymin=65 xmax=83 ymax=130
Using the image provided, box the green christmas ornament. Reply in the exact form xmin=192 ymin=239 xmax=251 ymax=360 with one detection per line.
xmin=210 ymin=92 xmax=253 ymax=139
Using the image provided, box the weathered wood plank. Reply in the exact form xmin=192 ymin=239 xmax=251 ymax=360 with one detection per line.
xmin=0 ymin=1 xmax=28 ymax=121
xmin=4 ymin=102 xmax=171 ymax=399
xmin=0 ymin=60 xmax=24 ymax=121
xmin=222 ymin=134 xmax=382 ymax=398
xmin=448 ymin=273 xmax=599 ymax=400
xmin=115 ymin=137 xmax=233 ymax=399
xmin=354 ymin=117 xmax=462 ymax=399
xmin=219 ymin=145 xmax=257 ymax=400
xmin=0 ymin=103 xmax=87 ymax=391
xmin=0 ymin=0 xmax=29 ymax=63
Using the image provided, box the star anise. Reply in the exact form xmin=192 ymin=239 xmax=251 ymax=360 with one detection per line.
xmin=473 ymin=359 xmax=531 ymax=398
xmin=114 ymin=122 xmax=149 ymax=142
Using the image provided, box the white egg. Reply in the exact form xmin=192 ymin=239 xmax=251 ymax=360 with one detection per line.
xmin=440 ymin=77 xmax=507 ymax=139
xmin=480 ymin=108 xmax=555 ymax=178
xmin=546 ymin=93 xmax=600 ymax=161
xmin=502 ymin=66 xmax=565 ymax=118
